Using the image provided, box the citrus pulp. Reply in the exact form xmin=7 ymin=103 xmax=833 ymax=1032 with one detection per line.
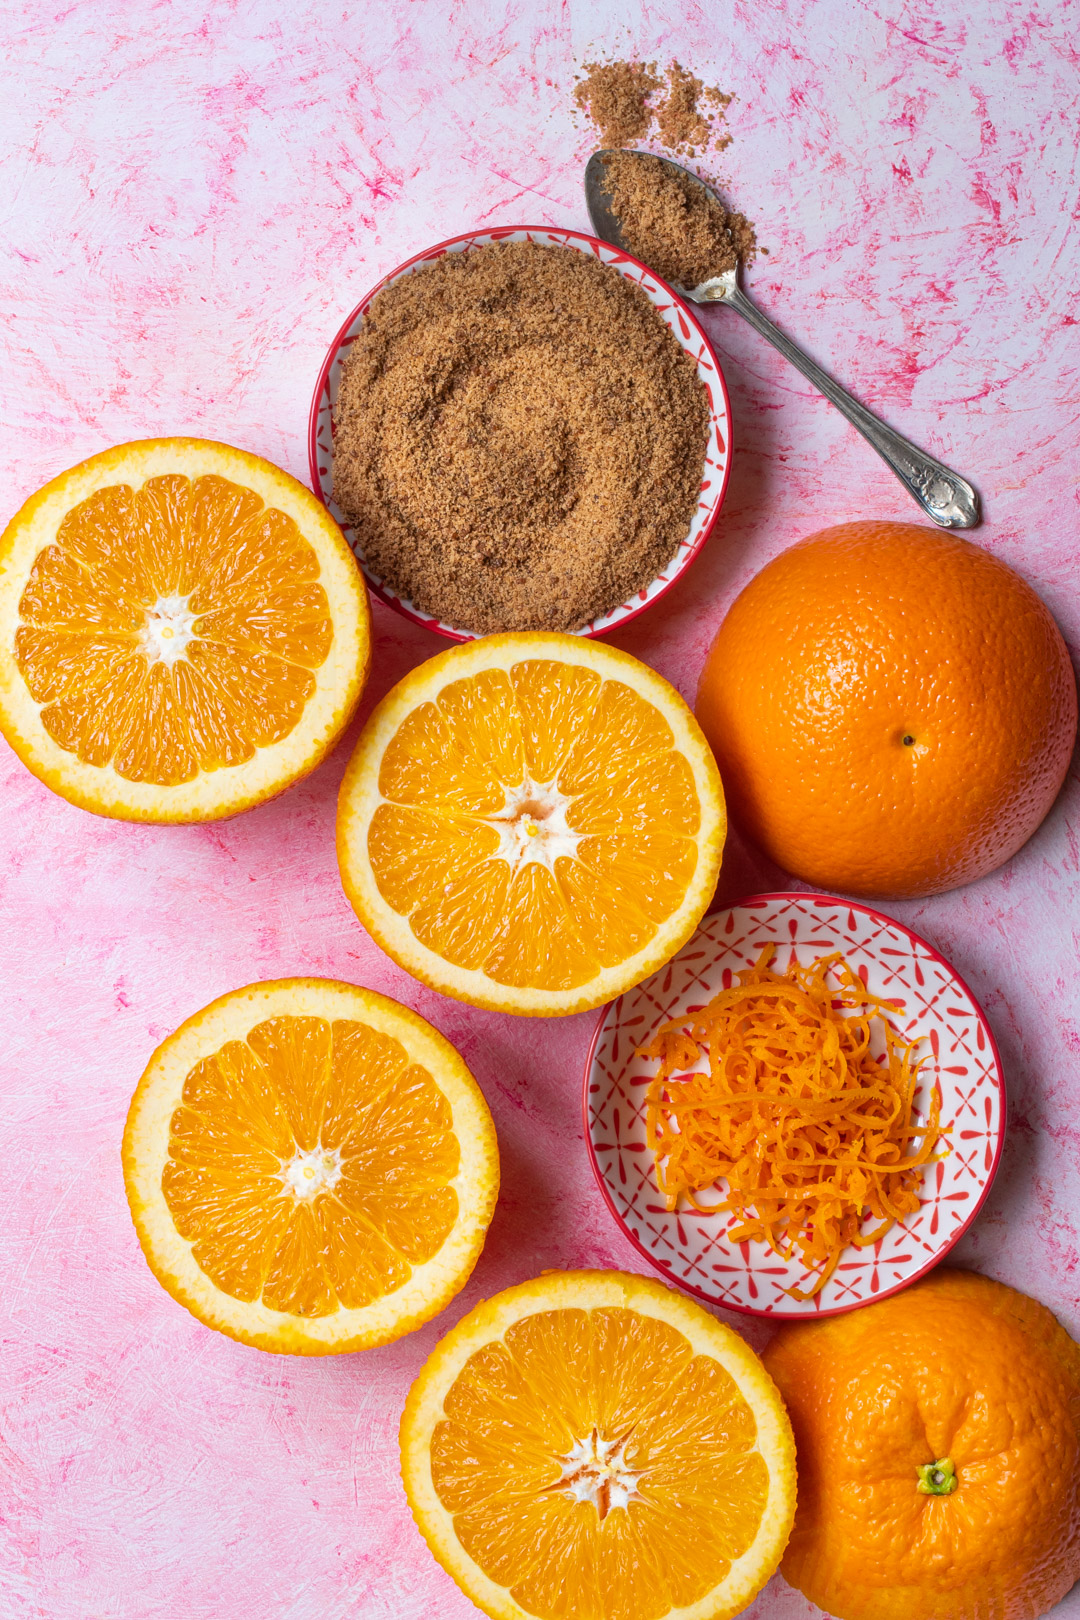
xmin=0 ymin=438 xmax=370 ymax=819
xmin=123 ymin=978 xmax=498 ymax=1354
xmin=337 ymin=632 xmax=725 ymax=1016
xmin=401 ymin=1269 xmax=796 ymax=1620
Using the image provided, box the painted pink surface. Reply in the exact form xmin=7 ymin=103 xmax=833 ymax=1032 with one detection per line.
xmin=0 ymin=2 xmax=1076 ymax=1617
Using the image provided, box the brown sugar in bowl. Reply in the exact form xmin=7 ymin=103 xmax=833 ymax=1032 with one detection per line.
xmin=308 ymin=226 xmax=732 ymax=641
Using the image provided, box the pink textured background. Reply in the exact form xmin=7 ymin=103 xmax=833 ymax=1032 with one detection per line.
xmin=1 ymin=2 xmax=1077 ymax=1616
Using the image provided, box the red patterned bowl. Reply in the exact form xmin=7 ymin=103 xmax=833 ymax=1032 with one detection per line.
xmin=585 ymin=892 xmax=1005 ymax=1319
xmin=308 ymin=226 xmax=731 ymax=641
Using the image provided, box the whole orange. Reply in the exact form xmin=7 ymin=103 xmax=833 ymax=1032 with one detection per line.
xmin=763 ymin=1269 xmax=1080 ymax=1620
xmin=696 ymin=521 xmax=1076 ymax=897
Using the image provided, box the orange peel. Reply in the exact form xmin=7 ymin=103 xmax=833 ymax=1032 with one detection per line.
xmin=641 ymin=947 xmax=949 ymax=1298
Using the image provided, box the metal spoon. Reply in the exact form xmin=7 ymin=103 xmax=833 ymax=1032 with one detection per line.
xmin=585 ymin=150 xmax=980 ymax=529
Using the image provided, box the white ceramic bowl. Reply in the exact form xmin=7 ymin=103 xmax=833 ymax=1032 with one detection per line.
xmin=585 ymin=892 xmax=1005 ymax=1319
xmin=308 ymin=225 xmax=732 ymax=640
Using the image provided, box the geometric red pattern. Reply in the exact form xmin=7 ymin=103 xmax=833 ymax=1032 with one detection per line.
xmin=307 ymin=225 xmax=732 ymax=642
xmin=584 ymin=892 xmax=1005 ymax=1319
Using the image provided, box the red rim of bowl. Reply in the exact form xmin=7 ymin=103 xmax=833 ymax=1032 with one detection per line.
xmin=582 ymin=889 xmax=1008 ymax=1319
xmin=307 ymin=224 xmax=733 ymax=641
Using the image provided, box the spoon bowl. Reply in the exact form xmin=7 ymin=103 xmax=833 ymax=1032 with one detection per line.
xmin=584 ymin=149 xmax=739 ymax=301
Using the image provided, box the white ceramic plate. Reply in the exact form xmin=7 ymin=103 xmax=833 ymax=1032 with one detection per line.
xmin=585 ymin=892 xmax=1005 ymax=1318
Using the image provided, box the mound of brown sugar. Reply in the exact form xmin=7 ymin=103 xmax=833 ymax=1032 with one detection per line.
xmin=332 ymin=243 xmax=710 ymax=635
xmin=604 ymin=151 xmax=758 ymax=288
xmin=574 ymin=58 xmax=732 ymax=155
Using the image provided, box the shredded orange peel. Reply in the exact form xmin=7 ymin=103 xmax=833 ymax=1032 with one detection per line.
xmin=640 ymin=946 xmax=950 ymax=1299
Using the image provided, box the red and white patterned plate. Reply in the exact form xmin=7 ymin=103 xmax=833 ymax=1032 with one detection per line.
xmin=307 ymin=226 xmax=732 ymax=641
xmin=585 ymin=892 xmax=1005 ymax=1318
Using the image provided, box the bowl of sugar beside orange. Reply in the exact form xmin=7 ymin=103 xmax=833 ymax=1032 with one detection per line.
xmin=309 ymin=226 xmax=731 ymax=641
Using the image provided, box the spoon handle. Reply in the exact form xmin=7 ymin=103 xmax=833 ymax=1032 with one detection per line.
xmin=718 ymin=281 xmax=980 ymax=529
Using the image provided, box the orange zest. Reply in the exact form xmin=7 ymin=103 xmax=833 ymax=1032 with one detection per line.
xmin=640 ymin=947 xmax=949 ymax=1299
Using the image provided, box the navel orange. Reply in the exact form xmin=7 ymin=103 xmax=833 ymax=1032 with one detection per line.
xmin=763 ymin=1268 xmax=1080 ymax=1620
xmin=696 ymin=521 xmax=1076 ymax=898
xmin=123 ymin=978 xmax=498 ymax=1354
xmin=337 ymin=633 xmax=725 ymax=1016
xmin=0 ymin=438 xmax=370 ymax=820
xmin=401 ymin=1269 xmax=796 ymax=1620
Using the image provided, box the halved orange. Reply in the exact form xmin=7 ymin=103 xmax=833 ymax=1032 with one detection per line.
xmin=337 ymin=634 xmax=725 ymax=1016
xmin=122 ymin=979 xmax=499 ymax=1354
xmin=0 ymin=438 xmax=370 ymax=820
xmin=401 ymin=1269 xmax=796 ymax=1620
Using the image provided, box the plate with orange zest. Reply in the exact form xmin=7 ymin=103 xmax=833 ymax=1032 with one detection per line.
xmin=585 ymin=893 xmax=1005 ymax=1317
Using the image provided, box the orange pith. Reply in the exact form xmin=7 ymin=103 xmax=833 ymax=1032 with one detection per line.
xmin=696 ymin=521 xmax=1077 ymax=899
xmin=432 ymin=1307 xmax=767 ymax=1613
xmin=163 ymin=1013 xmax=459 ymax=1318
xmin=763 ymin=1268 xmax=1080 ymax=1620
xmin=339 ymin=635 xmax=726 ymax=1016
xmin=400 ymin=1271 xmax=796 ymax=1620
xmin=16 ymin=473 xmax=330 ymax=784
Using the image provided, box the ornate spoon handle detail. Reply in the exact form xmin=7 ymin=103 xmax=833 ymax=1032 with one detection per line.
xmin=700 ymin=273 xmax=980 ymax=529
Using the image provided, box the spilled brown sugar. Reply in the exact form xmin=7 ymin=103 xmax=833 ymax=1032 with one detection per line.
xmin=603 ymin=151 xmax=758 ymax=288
xmin=332 ymin=242 xmax=709 ymax=634
xmin=574 ymin=58 xmax=733 ymax=155
xmin=654 ymin=63 xmax=733 ymax=157
xmin=573 ymin=59 xmax=662 ymax=149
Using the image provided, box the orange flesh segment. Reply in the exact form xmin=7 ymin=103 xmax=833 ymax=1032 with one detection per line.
xmin=429 ymin=1306 xmax=766 ymax=1620
xmin=14 ymin=475 xmax=332 ymax=786
xmin=161 ymin=1014 xmax=460 ymax=1317
xmin=369 ymin=664 xmax=701 ymax=992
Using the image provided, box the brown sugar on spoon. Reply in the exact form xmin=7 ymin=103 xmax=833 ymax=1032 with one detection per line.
xmin=603 ymin=151 xmax=758 ymax=289
xmin=331 ymin=241 xmax=709 ymax=635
